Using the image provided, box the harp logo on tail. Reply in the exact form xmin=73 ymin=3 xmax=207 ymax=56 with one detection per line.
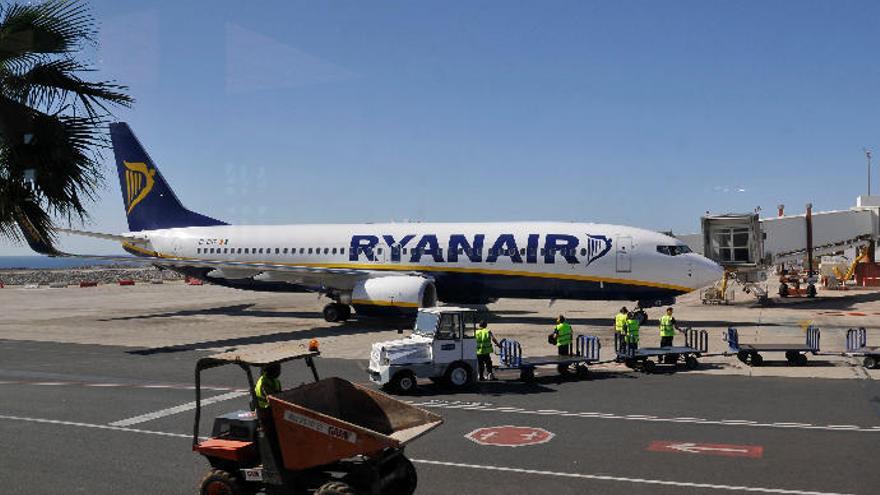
xmin=124 ymin=161 xmax=156 ymax=214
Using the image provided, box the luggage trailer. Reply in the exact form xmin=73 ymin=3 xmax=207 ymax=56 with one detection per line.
xmin=727 ymin=326 xmax=820 ymax=366
xmin=497 ymin=335 xmax=601 ymax=381
xmin=614 ymin=328 xmax=709 ymax=373
xmin=845 ymin=327 xmax=880 ymax=369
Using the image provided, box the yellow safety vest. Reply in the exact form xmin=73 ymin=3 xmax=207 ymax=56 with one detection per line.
xmin=475 ymin=328 xmax=493 ymax=355
xmin=615 ymin=314 xmax=628 ymax=334
xmin=255 ymin=375 xmax=281 ymax=409
xmin=555 ymin=322 xmax=572 ymax=347
xmin=660 ymin=315 xmax=675 ymax=337
xmin=626 ymin=319 xmax=640 ymax=343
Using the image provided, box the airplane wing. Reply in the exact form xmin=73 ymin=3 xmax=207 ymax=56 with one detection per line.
xmin=14 ymin=216 xmax=419 ymax=289
xmin=56 ymin=228 xmax=150 ymax=244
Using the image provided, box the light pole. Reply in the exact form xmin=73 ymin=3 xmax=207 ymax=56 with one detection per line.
xmin=865 ymin=148 xmax=873 ymax=196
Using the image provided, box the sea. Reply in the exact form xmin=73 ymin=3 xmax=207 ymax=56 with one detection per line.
xmin=0 ymin=256 xmax=145 ymax=270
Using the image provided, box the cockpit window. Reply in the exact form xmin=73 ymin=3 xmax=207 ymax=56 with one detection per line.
xmin=657 ymin=245 xmax=692 ymax=256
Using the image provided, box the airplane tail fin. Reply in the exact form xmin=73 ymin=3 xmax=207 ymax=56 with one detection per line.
xmin=109 ymin=122 xmax=227 ymax=232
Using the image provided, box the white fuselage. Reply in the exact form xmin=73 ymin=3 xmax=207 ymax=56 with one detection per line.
xmin=125 ymin=221 xmax=722 ymax=305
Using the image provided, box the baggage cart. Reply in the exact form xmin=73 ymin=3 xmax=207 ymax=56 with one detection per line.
xmin=497 ymin=335 xmax=601 ymax=381
xmin=727 ymin=326 xmax=820 ymax=366
xmin=615 ymin=328 xmax=709 ymax=373
xmin=845 ymin=327 xmax=880 ymax=369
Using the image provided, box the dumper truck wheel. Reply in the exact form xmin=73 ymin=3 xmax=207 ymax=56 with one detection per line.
xmin=200 ymin=469 xmax=246 ymax=495
xmin=444 ymin=362 xmax=473 ymax=389
xmin=382 ymin=456 xmax=418 ymax=495
xmin=316 ymin=481 xmax=356 ymax=495
xmin=391 ymin=371 xmax=417 ymax=394
xmin=864 ymin=356 xmax=878 ymax=369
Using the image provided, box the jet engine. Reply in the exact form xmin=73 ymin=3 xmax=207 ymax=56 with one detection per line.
xmin=349 ymin=276 xmax=438 ymax=318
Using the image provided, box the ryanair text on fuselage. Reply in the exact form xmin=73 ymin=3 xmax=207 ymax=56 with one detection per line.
xmin=349 ymin=233 xmax=612 ymax=265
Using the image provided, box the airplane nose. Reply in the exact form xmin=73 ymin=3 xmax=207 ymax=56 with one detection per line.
xmin=692 ymin=256 xmax=723 ymax=288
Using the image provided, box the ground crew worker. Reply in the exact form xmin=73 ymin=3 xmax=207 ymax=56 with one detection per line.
xmin=659 ymin=307 xmax=681 ymax=348
xmin=659 ymin=307 xmax=683 ymax=363
xmin=553 ymin=315 xmax=573 ymax=356
xmin=615 ymin=307 xmax=629 ymax=352
xmin=255 ymin=363 xmax=282 ymax=409
xmin=475 ymin=321 xmax=501 ymax=381
xmin=626 ymin=311 xmax=640 ymax=352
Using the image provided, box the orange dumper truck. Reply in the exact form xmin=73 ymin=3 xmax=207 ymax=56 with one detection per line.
xmin=192 ymin=344 xmax=442 ymax=495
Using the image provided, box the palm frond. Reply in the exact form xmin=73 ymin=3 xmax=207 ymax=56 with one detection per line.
xmin=0 ymin=0 xmax=93 ymax=66
xmin=1 ymin=57 xmax=133 ymax=117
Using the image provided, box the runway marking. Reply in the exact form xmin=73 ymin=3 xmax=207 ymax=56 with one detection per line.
xmin=0 ymin=415 xmax=856 ymax=495
xmin=406 ymin=400 xmax=880 ymax=433
xmin=108 ymin=391 xmax=248 ymax=427
xmin=0 ymin=378 xmax=244 ymax=392
xmin=0 ymin=414 xmax=191 ymax=439
xmin=411 ymin=459 xmax=855 ymax=495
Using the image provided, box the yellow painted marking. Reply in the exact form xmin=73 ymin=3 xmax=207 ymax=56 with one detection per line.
xmin=351 ymin=299 xmax=420 ymax=308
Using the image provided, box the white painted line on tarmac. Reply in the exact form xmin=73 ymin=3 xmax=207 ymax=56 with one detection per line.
xmin=31 ymin=382 xmax=66 ymax=386
xmin=0 ymin=414 xmax=191 ymax=439
xmin=416 ymin=400 xmax=880 ymax=433
xmin=0 ymin=414 xmax=858 ymax=495
xmin=411 ymin=459 xmax=856 ymax=495
xmin=0 ymin=414 xmax=852 ymax=495
xmin=108 ymin=391 xmax=248 ymax=427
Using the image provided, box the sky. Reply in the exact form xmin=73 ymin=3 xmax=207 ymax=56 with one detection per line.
xmin=2 ymin=0 xmax=880 ymax=255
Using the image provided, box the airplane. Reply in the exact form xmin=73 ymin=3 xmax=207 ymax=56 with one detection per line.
xmin=16 ymin=122 xmax=723 ymax=323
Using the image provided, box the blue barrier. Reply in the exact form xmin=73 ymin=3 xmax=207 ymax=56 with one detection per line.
xmin=846 ymin=328 xmax=867 ymax=352
xmin=685 ymin=328 xmax=709 ymax=353
xmin=498 ymin=338 xmax=522 ymax=367
xmin=575 ymin=335 xmax=601 ymax=361
xmin=806 ymin=326 xmax=820 ymax=353
xmin=727 ymin=327 xmax=740 ymax=353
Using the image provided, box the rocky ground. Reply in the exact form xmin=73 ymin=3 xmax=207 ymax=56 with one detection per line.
xmin=0 ymin=265 xmax=183 ymax=286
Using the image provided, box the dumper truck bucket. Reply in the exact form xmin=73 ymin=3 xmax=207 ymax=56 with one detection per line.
xmin=269 ymin=377 xmax=442 ymax=471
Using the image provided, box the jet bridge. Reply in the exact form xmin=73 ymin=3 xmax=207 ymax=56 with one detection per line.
xmin=684 ymin=196 xmax=880 ymax=301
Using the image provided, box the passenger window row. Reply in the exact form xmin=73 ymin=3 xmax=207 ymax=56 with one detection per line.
xmin=196 ymin=247 xmax=347 ymax=255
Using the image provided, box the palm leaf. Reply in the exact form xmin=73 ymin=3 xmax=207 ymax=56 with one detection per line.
xmin=1 ymin=58 xmax=132 ymax=117
xmin=0 ymin=0 xmax=93 ymax=67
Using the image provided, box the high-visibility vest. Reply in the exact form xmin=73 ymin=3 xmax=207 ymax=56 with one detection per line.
xmin=615 ymin=313 xmax=628 ymax=334
xmin=626 ymin=319 xmax=640 ymax=343
xmin=660 ymin=315 xmax=675 ymax=337
xmin=555 ymin=322 xmax=572 ymax=347
xmin=475 ymin=328 xmax=493 ymax=355
xmin=255 ymin=374 xmax=281 ymax=409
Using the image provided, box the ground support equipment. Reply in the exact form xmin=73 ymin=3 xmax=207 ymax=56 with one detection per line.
xmin=615 ymin=329 xmax=708 ymax=373
xmin=727 ymin=326 xmax=820 ymax=366
xmin=192 ymin=344 xmax=441 ymax=495
xmin=845 ymin=328 xmax=880 ymax=369
xmin=497 ymin=335 xmax=601 ymax=381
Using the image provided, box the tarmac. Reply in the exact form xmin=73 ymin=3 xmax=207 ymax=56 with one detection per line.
xmin=1 ymin=281 xmax=879 ymax=494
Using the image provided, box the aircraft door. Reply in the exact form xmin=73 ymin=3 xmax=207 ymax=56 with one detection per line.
xmin=616 ymin=236 xmax=632 ymax=273
xmin=433 ymin=312 xmax=464 ymax=364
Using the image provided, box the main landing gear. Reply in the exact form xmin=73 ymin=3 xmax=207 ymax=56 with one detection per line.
xmin=323 ymin=303 xmax=352 ymax=322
